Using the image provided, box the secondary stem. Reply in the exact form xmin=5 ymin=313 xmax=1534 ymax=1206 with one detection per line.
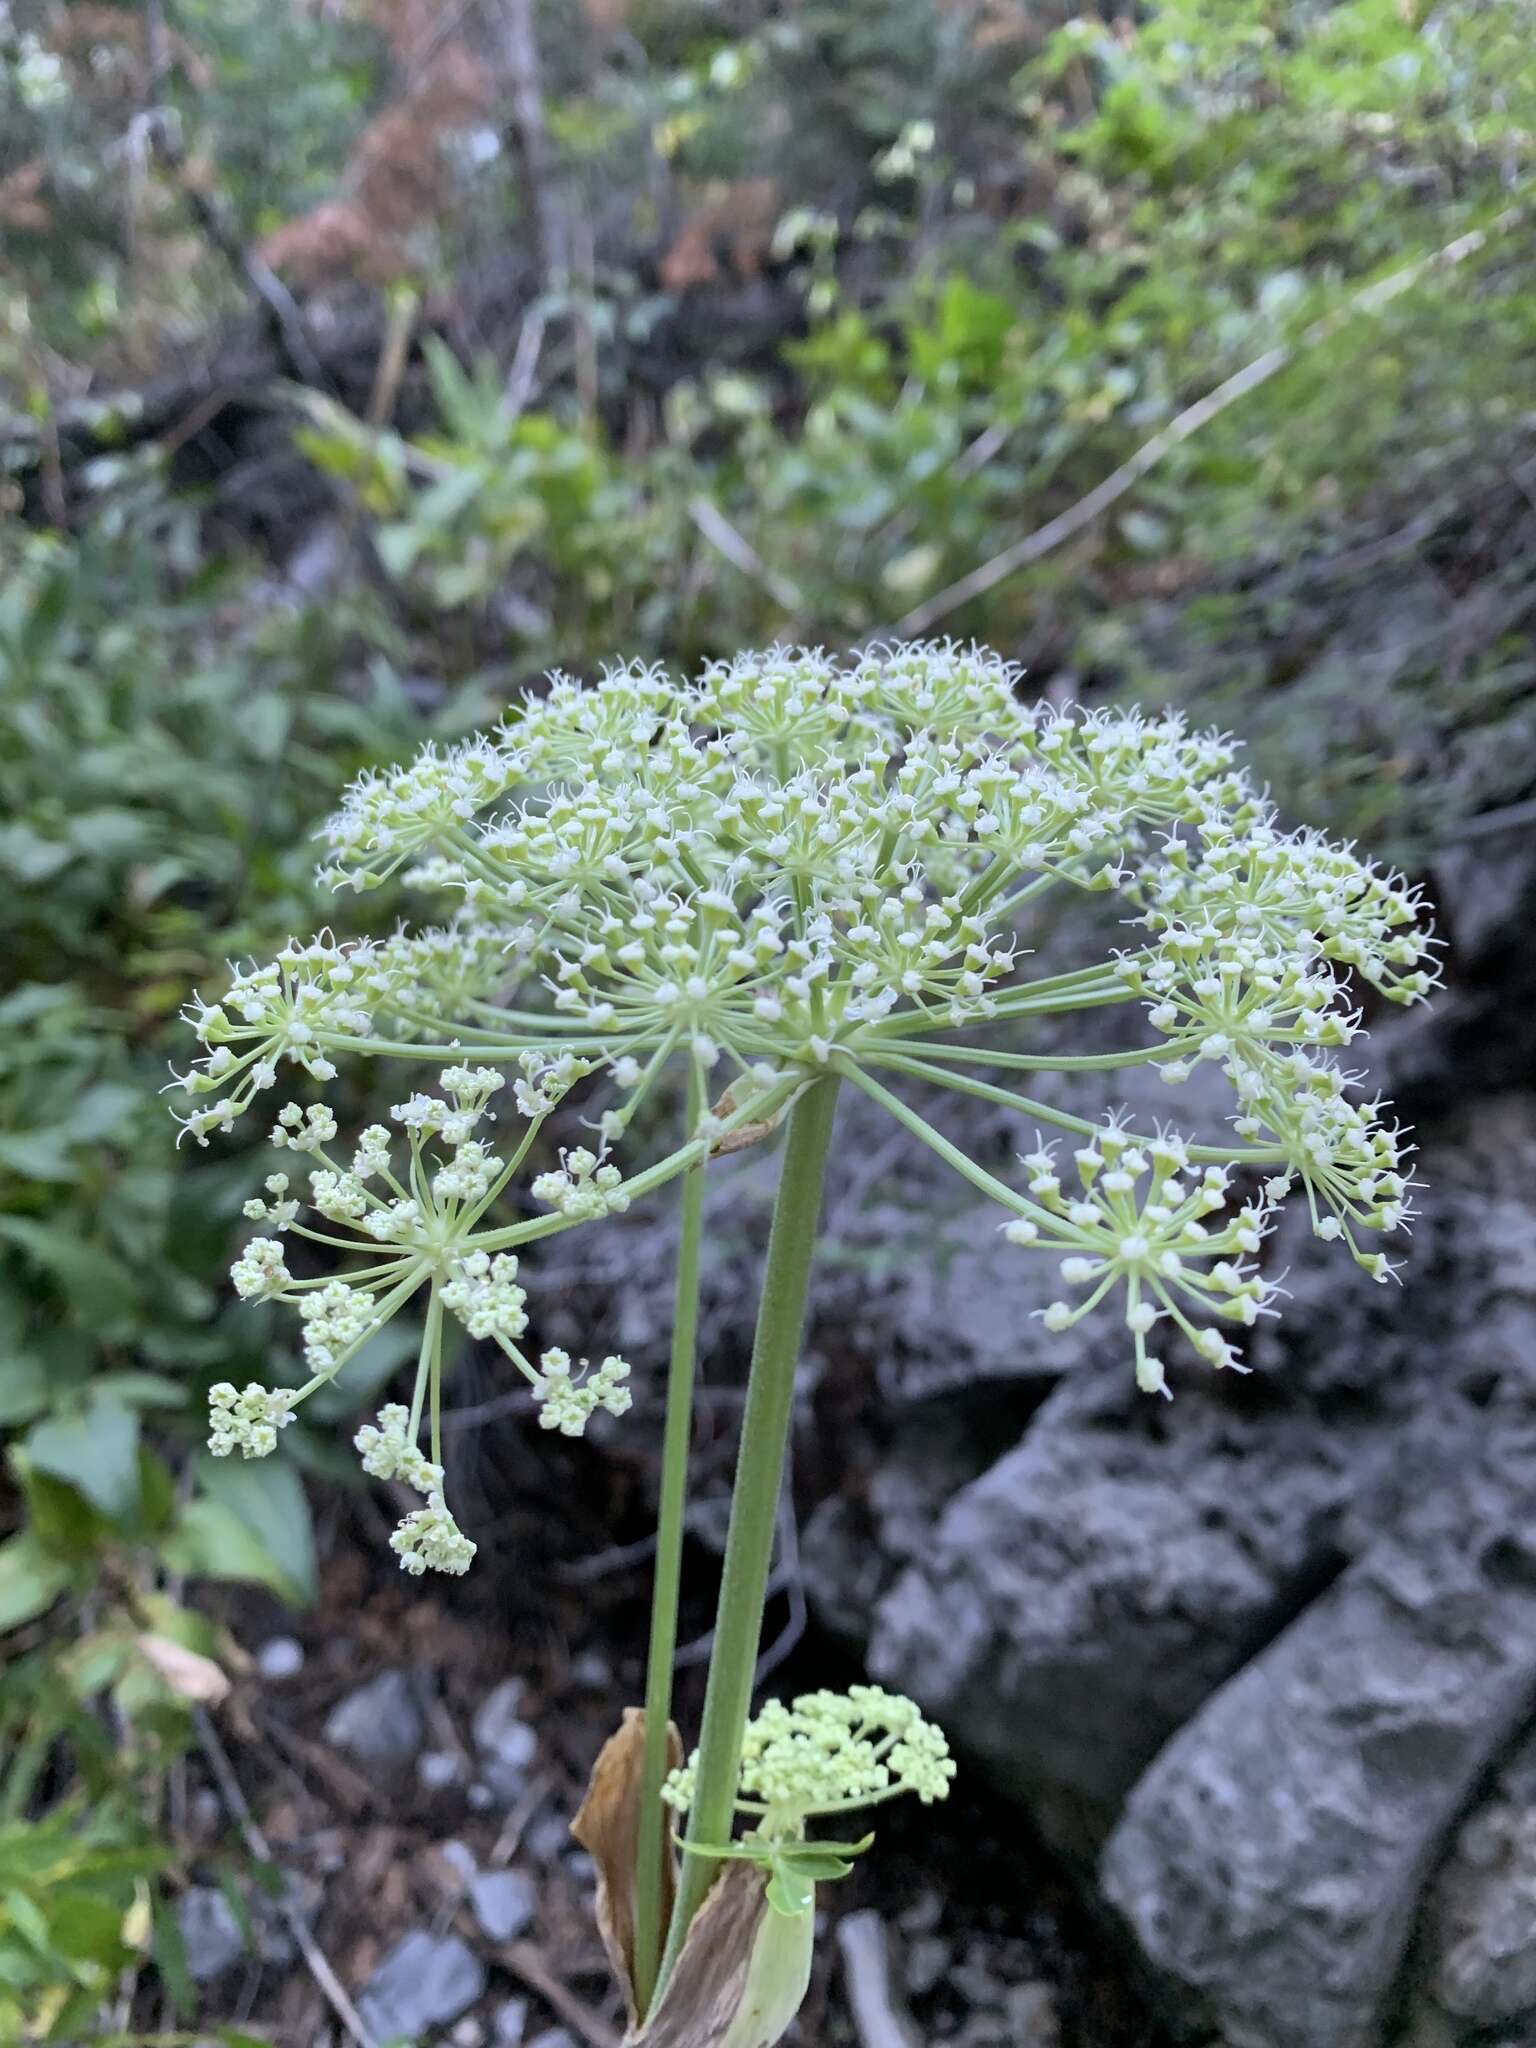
xmin=634 ymin=1062 xmax=708 ymax=2018
xmin=654 ymin=1071 xmax=841 ymax=1997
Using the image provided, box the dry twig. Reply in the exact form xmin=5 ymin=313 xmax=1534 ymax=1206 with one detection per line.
xmin=894 ymin=201 xmax=1530 ymax=637
xmin=501 ymin=1938 xmax=624 ymax=2048
xmin=837 ymin=1910 xmax=922 ymax=2048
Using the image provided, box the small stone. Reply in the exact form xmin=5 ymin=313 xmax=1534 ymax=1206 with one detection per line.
xmin=899 ymin=1888 xmax=943 ymax=1934
xmin=450 ymin=2020 xmax=485 ymax=2048
xmin=905 ymin=1934 xmax=951 ymax=1996
xmin=469 ymin=1868 xmax=538 ymax=1942
xmin=569 ymin=1649 xmax=610 ymax=1688
xmin=493 ymin=1997 xmax=530 ymax=2043
xmin=1005 ymin=1982 xmax=1061 ymax=2045
xmin=357 ymin=1931 xmax=485 ymax=2041
xmin=323 ymin=1670 xmax=424 ymax=1766
xmin=437 ymin=1839 xmax=479 ymax=1886
xmin=418 ymin=1749 xmax=462 ymax=1790
xmin=526 ymin=1813 xmax=570 ymax=1864
xmin=467 ymin=1782 xmax=495 ymax=1810
xmin=526 ymin=2031 xmax=578 ymax=2048
xmin=256 ymin=1635 xmax=304 ymax=1679
xmin=472 ymin=1679 xmax=537 ymax=1799
xmin=177 ymin=1887 xmax=244 ymax=1982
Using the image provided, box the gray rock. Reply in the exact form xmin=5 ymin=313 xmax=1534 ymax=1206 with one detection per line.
xmin=1102 ymin=1374 xmax=1536 ymax=2048
xmin=436 ymin=1838 xmax=478 ymax=1886
xmin=492 ymin=1998 xmax=530 ymax=2043
xmin=862 ymin=1292 xmax=1400 ymax=1857
xmin=177 ymin=1886 xmax=244 ymax=1981
xmin=1005 ymin=1982 xmax=1061 ymax=2045
xmin=805 ymin=1087 xmax=1536 ymax=2048
xmin=525 ymin=2031 xmax=578 ymax=2048
xmin=256 ymin=1635 xmax=304 ymax=1679
xmin=904 ymin=1935 xmax=951 ymax=1997
xmin=418 ymin=1749 xmax=463 ymax=1790
xmin=468 ymin=1868 xmax=537 ymax=1943
xmin=323 ymin=1669 xmax=425 ymax=1766
xmin=356 ymin=1931 xmax=486 ymax=2042
xmin=1401 ymin=1721 xmax=1536 ymax=2037
xmin=473 ymin=1679 xmax=538 ymax=1799
xmin=568 ymin=1649 xmax=611 ymax=1689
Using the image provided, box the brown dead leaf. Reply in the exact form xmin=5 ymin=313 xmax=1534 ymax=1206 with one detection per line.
xmin=707 ymin=1079 xmax=797 ymax=1158
xmin=660 ymin=181 xmax=779 ymax=293
xmin=571 ymin=1708 xmax=682 ymax=2028
xmin=631 ymin=1860 xmax=812 ymax=2048
xmin=136 ymin=1634 xmax=230 ymax=1705
xmin=0 ymin=160 xmax=50 ymax=233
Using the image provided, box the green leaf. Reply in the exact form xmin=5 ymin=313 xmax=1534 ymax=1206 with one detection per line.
xmin=90 ymin=1371 xmax=188 ymax=1411
xmin=0 ymin=1219 xmax=139 ymax=1333
xmin=159 ymin=1501 xmax=293 ymax=1595
xmin=375 ymin=523 xmax=427 ymax=579
xmin=194 ymin=1454 xmax=316 ymax=1606
xmin=12 ymin=1466 xmax=108 ymax=1564
xmin=0 ymin=1355 xmax=52 ymax=1428
xmin=23 ymin=1395 xmax=142 ymax=1521
xmin=0 ymin=1532 xmax=71 ymax=1630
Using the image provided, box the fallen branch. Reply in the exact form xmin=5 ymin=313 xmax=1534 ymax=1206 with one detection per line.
xmin=894 ymin=199 xmax=1530 ymax=638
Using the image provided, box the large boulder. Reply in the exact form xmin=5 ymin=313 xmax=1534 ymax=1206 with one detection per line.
xmin=805 ymin=1084 xmax=1536 ymax=2044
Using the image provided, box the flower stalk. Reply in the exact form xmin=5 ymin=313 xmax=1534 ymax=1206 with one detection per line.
xmin=633 ymin=1060 xmax=709 ymax=2015
xmin=654 ymin=1072 xmax=841 ymax=2002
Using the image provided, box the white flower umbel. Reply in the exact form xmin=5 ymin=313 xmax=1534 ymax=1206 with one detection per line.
xmin=182 ymin=645 xmax=1437 ymax=2015
xmin=179 ymin=644 xmax=1432 ymax=1402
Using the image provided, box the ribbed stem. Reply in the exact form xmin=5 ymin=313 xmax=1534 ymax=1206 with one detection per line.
xmin=633 ymin=1062 xmax=709 ymax=2018
xmin=654 ymin=1073 xmax=841 ymax=1996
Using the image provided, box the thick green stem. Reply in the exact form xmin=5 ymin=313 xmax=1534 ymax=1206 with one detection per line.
xmin=634 ymin=1062 xmax=708 ymax=2018
xmin=654 ymin=1072 xmax=841 ymax=1996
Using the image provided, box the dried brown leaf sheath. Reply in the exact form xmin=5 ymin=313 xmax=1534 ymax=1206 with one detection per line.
xmin=572 ymin=1708 xmax=683 ymax=2028
xmin=632 ymin=1862 xmax=813 ymax=2048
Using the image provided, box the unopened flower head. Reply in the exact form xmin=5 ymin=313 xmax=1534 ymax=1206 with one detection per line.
xmin=663 ymin=1685 xmax=955 ymax=1840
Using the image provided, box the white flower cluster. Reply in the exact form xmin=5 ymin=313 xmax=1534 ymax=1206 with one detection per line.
xmin=184 ymin=642 xmax=1436 ymax=1412
xmin=440 ymin=1251 xmax=528 ymax=1342
xmin=1003 ymin=1118 xmax=1279 ymax=1396
xmin=391 ymin=1495 xmax=478 ymax=1576
xmin=208 ymin=1382 xmax=295 ymax=1458
xmin=531 ymin=1147 xmax=629 ymax=1221
xmin=354 ymin=1403 xmax=478 ymax=1577
xmin=664 ymin=1685 xmax=955 ymax=1838
xmin=533 ymin=1349 xmax=632 ymax=1436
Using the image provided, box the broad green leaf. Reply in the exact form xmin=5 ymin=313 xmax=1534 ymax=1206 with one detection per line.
xmin=23 ymin=1396 xmax=141 ymax=1521
xmin=194 ymin=1453 xmax=317 ymax=1606
xmin=0 ymin=1533 xmax=71 ymax=1630
xmin=0 ymin=1221 xmax=139 ymax=1333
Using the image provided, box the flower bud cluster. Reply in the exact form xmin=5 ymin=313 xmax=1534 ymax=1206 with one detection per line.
xmin=531 ymin=1147 xmax=629 ymax=1220
xmin=440 ymin=1251 xmax=528 ymax=1342
xmin=208 ymin=1381 xmax=295 ymax=1458
xmin=664 ymin=1685 xmax=954 ymax=1838
xmin=533 ymin=1349 xmax=633 ymax=1436
xmin=354 ymin=1402 xmax=479 ymax=1576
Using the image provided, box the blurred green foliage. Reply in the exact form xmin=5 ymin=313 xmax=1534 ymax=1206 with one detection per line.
xmin=0 ymin=474 xmax=483 ymax=2039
